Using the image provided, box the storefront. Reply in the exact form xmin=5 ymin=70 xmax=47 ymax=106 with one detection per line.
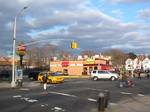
xmin=50 ymin=57 xmax=112 ymax=76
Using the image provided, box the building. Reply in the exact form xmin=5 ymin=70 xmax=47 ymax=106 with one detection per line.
xmin=50 ymin=55 xmax=113 ymax=75
xmin=125 ymin=56 xmax=150 ymax=71
xmin=0 ymin=57 xmax=12 ymax=70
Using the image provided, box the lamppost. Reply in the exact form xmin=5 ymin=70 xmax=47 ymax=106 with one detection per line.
xmin=11 ymin=6 xmax=28 ymax=87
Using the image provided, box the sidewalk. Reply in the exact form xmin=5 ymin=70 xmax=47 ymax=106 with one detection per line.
xmin=108 ymin=94 xmax=150 ymax=112
xmin=0 ymin=81 xmax=41 ymax=89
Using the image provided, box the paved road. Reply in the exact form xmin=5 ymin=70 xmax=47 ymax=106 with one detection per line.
xmin=0 ymin=78 xmax=150 ymax=112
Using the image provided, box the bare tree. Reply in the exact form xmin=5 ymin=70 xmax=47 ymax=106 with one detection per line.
xmin=25 ymin=44 xmax=58 ymax=68
xmin=80 ymin=50 xmax=96 ymax=57
xmin=102 ymin=49 xmax=128 ymax=67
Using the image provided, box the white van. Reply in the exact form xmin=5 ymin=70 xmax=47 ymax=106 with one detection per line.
xmin=90 ymin=70 xmax=119 ymax=81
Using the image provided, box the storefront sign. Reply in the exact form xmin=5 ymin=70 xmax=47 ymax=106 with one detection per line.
xmin=85 ymin=58 xmax=94 ymax=64
xmin=61 ymin=61 xmax=69 ymax=67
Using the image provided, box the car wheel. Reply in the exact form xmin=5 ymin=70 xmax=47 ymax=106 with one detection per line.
xmin=110 ymin=76 xmax=116 ymax=81
xmin=93 ymin=76 xmax=98 ymax=81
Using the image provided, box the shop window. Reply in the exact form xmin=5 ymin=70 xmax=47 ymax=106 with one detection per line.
xmin=63 ymin=69 xmax=68 ymax=76
xmin=89 ymin=67 xmax=93 ymax=74
xmin=83 ymin=67 xmax=87 ymax=75
xmin=94 ymin=67 xmax=98 ymax=70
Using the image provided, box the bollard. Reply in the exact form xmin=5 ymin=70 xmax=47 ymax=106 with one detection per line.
xmin=104 ymin=90 xmax=110 ymax=108
xmin=97 ymin=92 xmax=105 ymax=112
xmin=16 ymin=79 xmax=23 ymax=88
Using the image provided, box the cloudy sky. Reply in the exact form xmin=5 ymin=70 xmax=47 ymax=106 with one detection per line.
xmin=0 ymin=0 xmax=150 ymax=56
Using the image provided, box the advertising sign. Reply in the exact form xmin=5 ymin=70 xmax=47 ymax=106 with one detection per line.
xmin=15 ymin=69 xmax=23 ymax=80
xmin=85 ymin=58 xmax=94 ymax=64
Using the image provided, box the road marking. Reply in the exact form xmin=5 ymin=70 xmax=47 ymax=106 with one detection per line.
xmin=13 ymin=96 xmax=38 ymax=103
xmin=138 ymin=94 xmax=145 ymax=96
xmin=13 ymin=95 xmax=22 ymax=98
xmin=120 ymin=92 xmax=132 ymax=95
xmin=49 ymin=91 xmax=77 ymax=98
xmin=88 ymin=98 xmax=97 ymax=102
xmin=51 ymin=107 xmax=65 ymax=112
xmin=20 ymin=97 xmax=38 ymax=103
xmin=86 ymin=88 xmax=101 ymax=91
xmin=19 ymin=88 xmax=30 ymax=91
xmin=27 ymin=99 xmax=38 ymax=103
xmin=41 ymin=104 xmax=49 ymax=107
xmin=109 ymin=102 xmax=118 ymax=106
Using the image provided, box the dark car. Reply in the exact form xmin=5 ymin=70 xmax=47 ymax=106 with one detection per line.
xmin=28 ymin=71 xmax=40 ymax=80
xmin=0 ymin=70 xmax=11 ymax=80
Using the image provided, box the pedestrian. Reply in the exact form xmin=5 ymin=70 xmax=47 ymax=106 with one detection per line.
xmin=42 ymin=73 xmax=47 ymax=90
xmin=137 ymin=70 xmax=141 ymax=79
xmin=146 ymin=70 xmax=150 ymax=79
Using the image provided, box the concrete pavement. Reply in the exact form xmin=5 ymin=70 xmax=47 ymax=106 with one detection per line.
xmin=0 ymin=81 xmax=41 ymax=89
xmin=108 ymin=94 xmax=150 ymax=112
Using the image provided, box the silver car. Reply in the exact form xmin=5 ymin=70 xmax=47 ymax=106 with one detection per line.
xmin=91 ymin=70 xmax=119 ymax=81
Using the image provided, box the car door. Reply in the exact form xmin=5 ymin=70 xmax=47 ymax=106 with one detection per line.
xmin=98 ymin=71 xmax=104 ymax=78
xmin=98 ymin=71 xmax=109 ymax=79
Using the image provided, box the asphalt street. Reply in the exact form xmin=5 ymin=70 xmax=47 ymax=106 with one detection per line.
xmin=0 ymin=78 xmax=150 ymax=112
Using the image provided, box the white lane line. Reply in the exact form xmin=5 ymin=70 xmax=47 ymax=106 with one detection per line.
xmin=51 ymin=107 xmax=65 ymax=112
xmin=120 ymin=92 xmax=132 ymax=95
xmin=20 ymin=88 xmax=30 ymax=91
xmin=41 ymin=104 xmax=49 ymax=107
xmin=86 ymin=88 xmax=102 ymax=91
xmin=49 ymin=91 xmax=77 ymax=98
xmin=109 ymin=102 xmax=118 ymax=106
xmin=138 ymin=94 xmax=145 ymax=97
xmin=88 ymin=98 xmax=97 ymax=102
xmin=13 ymin=95 xmax=22 ymax=98
xmin=27 ymin=99 xmax=38 ymax=103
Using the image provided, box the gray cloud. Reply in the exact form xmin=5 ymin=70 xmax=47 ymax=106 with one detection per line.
xmin=0 ymin=0 xmax=149 ymax=56
xmin=138 ymin=8 xmax=150 ymax=21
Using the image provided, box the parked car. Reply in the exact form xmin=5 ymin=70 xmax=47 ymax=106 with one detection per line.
xmin=90 ymin=70 xmax=119 ymax=81
xmin=0 ymin=70 xmax=11 ymax=80
xmin=28 ymin=71 xmax=40 ymax=80
xmin=38 ymin=71 xmax=64 ymax=84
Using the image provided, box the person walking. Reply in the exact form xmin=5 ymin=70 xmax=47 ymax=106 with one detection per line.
xmin=43 ymin=73 xmax=47 ymax=90
xmin=137 ymin=70 xmax=141 ymax=79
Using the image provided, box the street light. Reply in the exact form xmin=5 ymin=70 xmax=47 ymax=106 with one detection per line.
xmin=11 ymin=6 xmax=28 ymax=87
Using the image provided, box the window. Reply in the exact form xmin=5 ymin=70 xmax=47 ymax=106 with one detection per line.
xmin=92 ymin=70 xmax=97 ymax=74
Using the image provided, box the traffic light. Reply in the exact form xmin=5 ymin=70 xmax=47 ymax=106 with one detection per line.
xmin=70 ymin=41 xmax=77 ymax=49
